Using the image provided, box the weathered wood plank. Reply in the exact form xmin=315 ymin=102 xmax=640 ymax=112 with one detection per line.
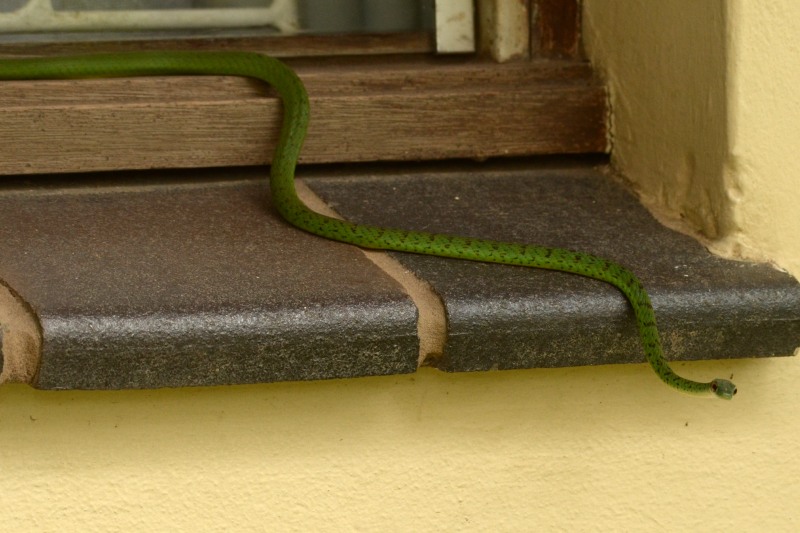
xmin=0 ymin=59 xmax=607 ymax=175
xmin=531 ymin=0 xmax=582 ymax=59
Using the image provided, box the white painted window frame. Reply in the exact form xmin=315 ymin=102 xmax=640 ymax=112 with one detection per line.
xmin=0 ymin=1 xmax=533 ymax=60
xmin=0 ymin=0 xmax=300 ymax=34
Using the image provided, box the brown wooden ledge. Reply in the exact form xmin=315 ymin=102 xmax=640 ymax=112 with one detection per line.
xmin=0 ymin=56 xmax=606 ymax=175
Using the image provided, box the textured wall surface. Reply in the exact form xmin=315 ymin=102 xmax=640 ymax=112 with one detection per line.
xmin=1 ymin=358 xmax=798 ymax=531
xmin=584 ymin=0 xmax=800 ymax=278
xmin=724 ymin=0 xmax=800 ymax=277
xmin=583 ymin=0 xmax=730 ymax=241
xmin=1 ymin=1 xmax=799 ymax=530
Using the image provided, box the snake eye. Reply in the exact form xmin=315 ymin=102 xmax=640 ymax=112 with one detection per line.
xmin=711 ymin=382 xmax=718 ymax=392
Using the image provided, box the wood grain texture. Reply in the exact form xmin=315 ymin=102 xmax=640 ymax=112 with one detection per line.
xmin=0 ymin=57 xmax=606 ymax=175
xmin=531 ymin=0 xmax=582 ymax=59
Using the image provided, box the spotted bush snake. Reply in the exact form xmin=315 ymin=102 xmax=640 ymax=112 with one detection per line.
xmin=0 ymin=51 xmax=737 ymax=399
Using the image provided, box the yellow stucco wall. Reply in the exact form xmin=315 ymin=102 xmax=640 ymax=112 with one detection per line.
xmin=583 ymin=0 xmax=800 ymax=278
xmin=724 ymin=1 xmax=800 ymax=277
xmin=2 ymin=358 xmax=798 ymax=531
xmin=1 ymin=2 xmax=799 ymax=531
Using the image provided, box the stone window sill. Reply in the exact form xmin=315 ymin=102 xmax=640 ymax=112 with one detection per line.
xmin=0 ymin=160 xmax=797 ymax=389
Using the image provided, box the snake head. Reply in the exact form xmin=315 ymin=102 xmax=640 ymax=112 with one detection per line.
xmin=710 ymin=379 xmax=737 ymax=400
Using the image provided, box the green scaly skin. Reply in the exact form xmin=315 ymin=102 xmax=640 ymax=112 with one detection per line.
xmin=0 ymin=51 xmax=737 ymax=399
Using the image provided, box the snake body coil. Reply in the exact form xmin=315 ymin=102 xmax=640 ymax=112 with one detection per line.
xmin=0 ymin=51 xmax=737 ymax=399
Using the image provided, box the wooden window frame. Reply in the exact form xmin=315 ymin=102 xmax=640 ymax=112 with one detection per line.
xmin=0 ymin=0 xmax=605 ymax=176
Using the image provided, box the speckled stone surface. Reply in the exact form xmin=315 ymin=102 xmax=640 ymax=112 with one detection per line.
xmin=0 ymin=171 xmax=418 ymax=389
xmin=1 ymin=163 xmax=797 ymax=389
xmin=306 ymin=164 xmax=800 ymax=372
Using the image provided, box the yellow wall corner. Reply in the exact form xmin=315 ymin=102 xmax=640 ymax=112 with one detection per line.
xmin=583 ymin=0 xmax=800 ymax=278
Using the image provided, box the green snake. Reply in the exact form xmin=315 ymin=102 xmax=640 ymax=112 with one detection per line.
xmin=0 ymin=51 xmax=737 ymax=399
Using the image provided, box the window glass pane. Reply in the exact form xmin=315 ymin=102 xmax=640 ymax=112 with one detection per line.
xmin=0 ymin=0 xmax=435 ymax=37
